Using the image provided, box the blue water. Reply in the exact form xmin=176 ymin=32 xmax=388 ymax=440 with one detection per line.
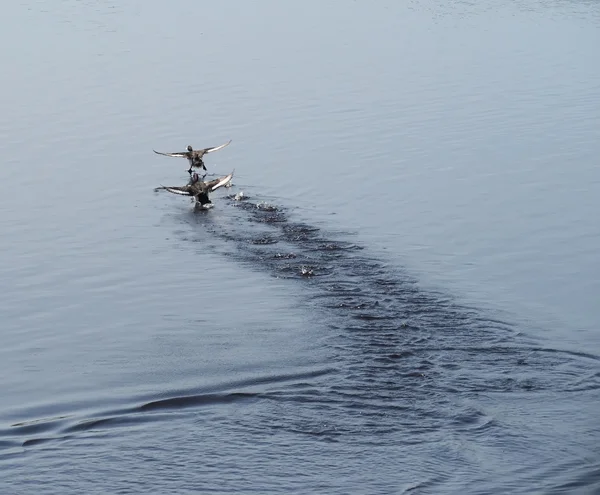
xmin=1 ymin=1 xmax=599 ymax=493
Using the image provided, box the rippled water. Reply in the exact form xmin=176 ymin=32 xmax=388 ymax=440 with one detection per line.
xmin=1 ymin=1 xmax=599 ymax=493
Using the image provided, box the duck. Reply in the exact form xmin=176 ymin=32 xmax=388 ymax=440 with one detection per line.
xmin=153 ymin=140 xmax=232 ymax=175
xmin=155 ymin=171 xmax=234 ymax=208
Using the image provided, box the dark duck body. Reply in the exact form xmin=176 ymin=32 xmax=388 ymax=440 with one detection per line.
xmin=153 ymin=140 xmax=232 ymax=175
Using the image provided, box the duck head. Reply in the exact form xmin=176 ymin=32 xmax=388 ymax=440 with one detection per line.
xmin=187 ymin=145 xmax=193 ymax=152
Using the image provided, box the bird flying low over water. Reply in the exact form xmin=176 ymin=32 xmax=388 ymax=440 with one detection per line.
xmin=155 ymin=171 xmax=234 ymax=209
xmin=153 ymin=140 xmax=232 ymax=175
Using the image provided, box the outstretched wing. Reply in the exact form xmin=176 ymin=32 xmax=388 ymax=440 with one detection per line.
xmin=208 ymin=171 xmax=234 ymax=192
xmin=201 ymin=140 xmax=232 ymax=155
xmin=157 ymin=185 xmax=193 ymax=196
xmin=153 ymin=150 xmax=188 ymax=158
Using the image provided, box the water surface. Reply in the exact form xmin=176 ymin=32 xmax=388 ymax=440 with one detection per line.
xmin=1 ymin=1 xmax=599 ymax=493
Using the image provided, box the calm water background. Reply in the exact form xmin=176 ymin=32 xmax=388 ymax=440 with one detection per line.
xmin=1 ymin=1 xmax=599 ymax=493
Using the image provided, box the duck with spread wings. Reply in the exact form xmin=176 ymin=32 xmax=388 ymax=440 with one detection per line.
xmin=155 ymin=171 xmax=234 ymax=209
xmin=153 ymin=140 xmax=232 ymax=175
